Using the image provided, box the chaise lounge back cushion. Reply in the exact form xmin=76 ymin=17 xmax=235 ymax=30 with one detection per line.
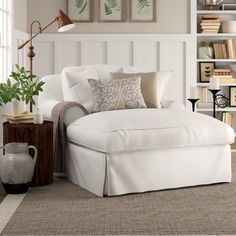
xmin=111 ymin=71 xmax=172 ymax=108
xmin=62 ymin=65 xmax=138 ymax=113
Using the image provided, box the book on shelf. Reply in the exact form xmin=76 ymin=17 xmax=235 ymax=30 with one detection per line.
xmin=213 ymin=43 xmax=228 ymax=59
xmin=219 ymin=78 xmax=236 ymax=84
xmin=200 ymin=23 xmax=221 ymax=26
xmin=219 ymin=112 xmax=233 ymax=127
xmin=202 ymin=15 xmax=219 ymax=20
xmin=201 ymin=31 xmax=219 ymax=34
xmin=213 ymin=69 xmax=232 ymax=74
xmin=213 ymin=69 xmax=235 ymax=83
xmin=201 ymin=26 xmax=221 ymax=29
xmin=200 ymin=15 xmax=220 ymax=34
xmin=198 ymin=87 xmax=208 ymax=103
xmin=225 ymin=39 xmax=236 ymax=59
xmin=197 ymin=102 xmax=213 ymax=108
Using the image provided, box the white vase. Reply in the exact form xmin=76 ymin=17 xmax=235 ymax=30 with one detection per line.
xmin=12 ymin=100 xmax=24 ymax=114
xmin=199 ymin=46 xmax=214 ymax=59
xmin=33 ymin=108 xmax=44 ymax=124
xmin=0 ymin=143 xmax=37 ymax=194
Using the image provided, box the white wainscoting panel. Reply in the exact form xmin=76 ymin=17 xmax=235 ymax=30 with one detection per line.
xmin=160 ymin=41 xmax=186 ymax=104
xmin=14 ymin=33 xmax=193 ymax=106
xmin=55 ymin=42 xmax=81 ymax=74
xmin=134 ymin=42 xmax=159 ymax=72
xmin=82 ymin=41 xmax=106 ymax=66
xmin=34 ymin=42 xmax=55 ymax=76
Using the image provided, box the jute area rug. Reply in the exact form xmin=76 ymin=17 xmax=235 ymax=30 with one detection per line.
xmin=2 ymin=159 xmax=236 ymax=235
xmin=0 ymin=183 xmax=6 ymax=204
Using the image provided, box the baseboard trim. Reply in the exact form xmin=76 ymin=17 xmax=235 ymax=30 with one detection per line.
xmin=0 ymin=193 xmax=25 ymax=233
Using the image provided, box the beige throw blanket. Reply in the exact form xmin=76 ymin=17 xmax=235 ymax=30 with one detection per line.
xmin=52 ymin=102 xmax=88 ymax=173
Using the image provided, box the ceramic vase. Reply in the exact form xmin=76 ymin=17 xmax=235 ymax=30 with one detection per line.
xmin=0 ymin=143 xmax=38 ymax=194
xmin=12 ymin=100 xmax=24 ymax=114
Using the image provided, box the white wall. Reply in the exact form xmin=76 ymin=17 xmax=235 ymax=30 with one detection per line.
xmin=27 ymin=0 xmax=190 ymax=34
xmin=14 ymin=0 xmax=27 ymax=31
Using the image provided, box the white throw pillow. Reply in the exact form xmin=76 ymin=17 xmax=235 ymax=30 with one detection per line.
xmin=61 ymin=65 xmax=130 ymax=113
xmin=155 ymin=71 xmax=172 ymax=108
xmin=62 ymin=67 xmax=99 ymax=113
xmin=111 ymin=71 xmax=172 ymax=108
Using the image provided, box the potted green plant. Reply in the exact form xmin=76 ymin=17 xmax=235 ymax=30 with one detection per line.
xmin=0 ymin=65 xmax=45 ymax=113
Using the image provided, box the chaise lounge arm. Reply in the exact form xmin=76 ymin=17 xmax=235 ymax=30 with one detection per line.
xmin=52 ymin=101 xmax=88 ymax=127
xmin=161 ymin=100 xmax=186 ymax=110
xmin=51 ymin=101 xmax=88 ymax=173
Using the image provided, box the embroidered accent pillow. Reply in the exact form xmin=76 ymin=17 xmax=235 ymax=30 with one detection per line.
xmin=111 ymin=71 xmax=172 ymax=109
xmin=88 ymin=77 xmax=147 ymax=113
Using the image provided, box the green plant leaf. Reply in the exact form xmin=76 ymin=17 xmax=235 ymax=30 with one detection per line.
xmin=106 ymin=0 xmax=118 ymax=8
xmin=137 ymin=0 xmax=150 ymax=9
xmin=75 ymin=0 xmax=85 ymax=8
xmin=105 ymin=3 xmax=112 ymax=15
xmin=79 ymin=0 xmax=87 ymax=14
xmin=0 ymin=64 xmax=45 ymax=106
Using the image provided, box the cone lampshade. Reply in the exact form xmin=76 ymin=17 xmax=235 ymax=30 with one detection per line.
xmin=57 ymin=10 xmax=75 ymax=32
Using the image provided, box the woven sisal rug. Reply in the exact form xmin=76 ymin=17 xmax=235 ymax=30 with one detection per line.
xmin=1 ymin=159 xmax=236 ymax=235
xmin=0 ymin=183 xmax=6 ymax=204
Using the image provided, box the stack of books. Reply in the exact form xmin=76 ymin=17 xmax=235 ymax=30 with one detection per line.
xmin=213 ymin=69 xmax=236 ymax=83
xmin=213 ymin=43 xmax=228 ymax=59
xmin=200 ymin=15 xmax=221 ymax=34
xmin=2 ymin=113 xmax=33 ymax=124
xmin=198 ymin=87 xmax=213 ymax=108
xmin=225 ymin=39 xmax=236 ymax=59
xmin=219 ymin=112 xmax=233 ymax=127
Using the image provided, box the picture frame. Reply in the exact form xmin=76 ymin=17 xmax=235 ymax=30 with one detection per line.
xmin=229 ymin=86 xmax=236 ymax=107
xmin=199 ymin=62 xmax=215 ymax=83
xmin=67 ymin=0 xmax=93 ymax=22
xmin=99 ymin=0 xmax=125 ymax=22
xmin=129 ymin=0 xmax=156 ymax=22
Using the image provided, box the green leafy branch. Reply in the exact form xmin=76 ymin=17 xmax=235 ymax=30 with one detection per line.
xmin=0 ymin=65 xmax=45 ymax=106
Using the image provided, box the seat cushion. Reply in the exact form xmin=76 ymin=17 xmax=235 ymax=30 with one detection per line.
xmin=67 ymin=109 xmax=235 ymax=153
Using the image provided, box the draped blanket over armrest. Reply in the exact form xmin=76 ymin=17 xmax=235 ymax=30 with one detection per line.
xmin=52 ymin=102 xmax=88 ymax=172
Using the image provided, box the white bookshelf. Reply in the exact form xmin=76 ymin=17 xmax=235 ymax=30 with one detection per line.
xmin=194 ymin=0 xmax=236 ymax=151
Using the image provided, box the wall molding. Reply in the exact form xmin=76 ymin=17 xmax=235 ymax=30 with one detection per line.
xmin=13 ymin=30 xmax=194 ymax=108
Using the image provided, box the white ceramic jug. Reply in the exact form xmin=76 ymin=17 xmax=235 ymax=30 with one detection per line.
xmin=0 ymin=143 xmax=37 ymax=194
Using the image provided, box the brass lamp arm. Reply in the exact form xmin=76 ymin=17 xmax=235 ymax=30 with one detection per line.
xmin=18 ymin=17 xmax=59 ymax=50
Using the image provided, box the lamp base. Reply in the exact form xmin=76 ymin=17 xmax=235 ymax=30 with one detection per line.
xmin=208 ymin=89 xmax=221 ymax=118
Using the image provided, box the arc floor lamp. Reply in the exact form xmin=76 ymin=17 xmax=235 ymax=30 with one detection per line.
xmin=18 ymin=10 xmax=75 ymax=111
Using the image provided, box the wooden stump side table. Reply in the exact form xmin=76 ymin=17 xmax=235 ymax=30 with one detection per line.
xmin=3 ymin=121 xmax=54 ymax=187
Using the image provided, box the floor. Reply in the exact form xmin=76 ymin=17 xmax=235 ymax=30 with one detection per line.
xmin=0 ymin=157 xmax=235 ymax=235
xmin=0 ymin=183 xmax=6 ymax=204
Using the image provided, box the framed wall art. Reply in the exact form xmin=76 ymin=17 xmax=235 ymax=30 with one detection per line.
xmin=99 ymin=0 xmax=125 ymax=22
xmin=67 ymin=0 xmax=93 ymax=22
xmin=199 ymin=62 xmax=215 ymax=83
xmin=130 ymin=0 xmax=156 ymax=22
xmin=229 ymin=86 xmax=236 ymax=107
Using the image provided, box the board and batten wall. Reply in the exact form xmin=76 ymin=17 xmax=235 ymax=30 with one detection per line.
xmin=14 ymin=31 xmax=194 ymax=107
